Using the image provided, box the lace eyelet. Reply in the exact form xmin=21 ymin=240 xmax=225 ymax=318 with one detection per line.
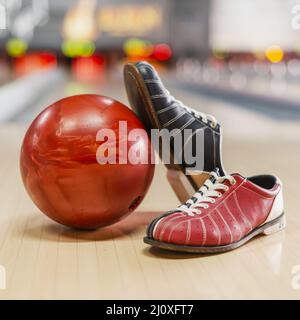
xmin=210 ymin=122 xmax=217 ymax=128
xmin=204 ymin=204 xmax=209 ymax=209
xmin=231 ymin=179 xmax=237 ymax=185
xmin=218 ymin=192 xmax=222 ymax=197
xmin=192 ymin=210 xmax=201 ymax=215
xmin=224 ymin=186 xmax=229 ymax=191
xmin=211 ymin=199 xmax=216 ymax=203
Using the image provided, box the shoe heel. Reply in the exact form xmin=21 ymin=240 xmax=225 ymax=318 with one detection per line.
xmin=263 ymin=214 xmax=286 ymax=235
xmin=166 ymin=169 xmax=195 ymax=203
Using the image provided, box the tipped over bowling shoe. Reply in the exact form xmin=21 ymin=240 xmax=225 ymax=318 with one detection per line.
xmin=144 ymin=171 xmax=285 ymax=253
xmin=123 ymin=61 xmax=226 ymax=203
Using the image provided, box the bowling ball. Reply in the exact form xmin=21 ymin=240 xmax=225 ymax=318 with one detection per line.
xmin=20 ymin=94 xmax=155 ymax=229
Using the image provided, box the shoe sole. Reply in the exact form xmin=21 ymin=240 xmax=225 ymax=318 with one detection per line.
xmin=123 ymin=63 xmax=210 ymax=202
xmin=143 ymin=212 xmax=286 ymax=254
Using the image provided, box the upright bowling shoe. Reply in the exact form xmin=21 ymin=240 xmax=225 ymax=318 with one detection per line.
xmin=144 ymin=171 xmax=285 ymax=253
xmin=123 ymin=61 xmax=226 ymax=203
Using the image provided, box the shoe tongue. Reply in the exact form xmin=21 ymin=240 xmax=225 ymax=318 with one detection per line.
xmin=209 ymin=167 xmax=220 ymax=183
xmin=192 ymin=168 xmax=220 ymax=199
xmin=184 ymin=168 xmax=221 ymax=208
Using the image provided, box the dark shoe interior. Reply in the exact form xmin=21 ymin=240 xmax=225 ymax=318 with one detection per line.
xmin=248 ymin=175 xmax=277 ymax=190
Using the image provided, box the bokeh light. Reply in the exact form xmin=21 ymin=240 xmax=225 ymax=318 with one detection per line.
xmin=265 ymin=45 xmax=284 ymax=63
xmin=72 ymin=55 xmax=105 ymax=82
xmin=13 ymin=52 xmax=57 ymax=76
xmin=212 ymin=50 xmax=227 ymax=60
xmin=6 ymin=38 xmax=28 ymax=57
xmin=61 ymin=40 xmax=96 ymax=58
xmin=123 ymin=38 xmax=153 ymax=59
xmin=152 ymin=43 xmax=172 ymax=61
xmin=62 ymin=0 xmax=97 ymax=41
xmin=98 ymin=5 xmax=162 ymax=36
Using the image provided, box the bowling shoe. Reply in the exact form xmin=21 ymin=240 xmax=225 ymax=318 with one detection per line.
xmin=144 ymin=170 xmax=285 ymax=253
xmin=123 ymin=61 xmax=226 ymax=202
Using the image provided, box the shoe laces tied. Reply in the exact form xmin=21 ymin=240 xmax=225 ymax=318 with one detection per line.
xmin=165 ymin=89 xmax=218 ymax=128
xmin=178 ymin=172 xmax=236 ymax=217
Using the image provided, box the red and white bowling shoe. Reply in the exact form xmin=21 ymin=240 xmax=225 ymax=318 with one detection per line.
xmin=144 ymin=171 xmax=285 ymax=253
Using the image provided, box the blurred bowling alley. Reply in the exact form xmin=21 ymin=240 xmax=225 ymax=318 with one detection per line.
xmin=1 ymin=0 xmax=300 ymax=300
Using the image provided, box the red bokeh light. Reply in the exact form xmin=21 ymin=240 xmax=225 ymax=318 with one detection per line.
xmin=13 ymin=52 xmax=57 ymax=76
xmin=152 ymin=43 xmax=172 ymax=61
xmin=72 ymin=54 xmax=105 ymax=82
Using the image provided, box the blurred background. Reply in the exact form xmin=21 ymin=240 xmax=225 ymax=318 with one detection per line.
xmin=0 ymin=0 xmax=300 ymax=178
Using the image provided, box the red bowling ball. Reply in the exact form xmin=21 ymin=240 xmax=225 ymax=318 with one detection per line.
xmin=20 ymin=94 xmax=154 ymax=229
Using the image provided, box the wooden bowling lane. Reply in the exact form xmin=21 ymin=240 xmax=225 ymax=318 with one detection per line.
xmin=0 ymin=79 xmax=300 ymax=299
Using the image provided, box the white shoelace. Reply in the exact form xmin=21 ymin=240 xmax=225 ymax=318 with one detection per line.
xmin=165 ymin=89 xmax=218 ymax=128
xmin=178 ymin=172 xmax=236 ymax=217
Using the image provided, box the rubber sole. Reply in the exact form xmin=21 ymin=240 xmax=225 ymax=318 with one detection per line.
xmin=123 ymin=63 xmax=211 ymax=202
xmin=143 ymin=212 xmax=286 ymax=254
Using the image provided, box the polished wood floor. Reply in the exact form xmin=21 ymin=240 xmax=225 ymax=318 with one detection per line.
xmin=0 ymin=82 xmax=300 ymax=299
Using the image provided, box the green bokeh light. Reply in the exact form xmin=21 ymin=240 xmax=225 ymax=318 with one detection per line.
xmin=61 ymin=40 xmax=96 ymax=58
xmin=6 ymin=38 xmax=28 ymax=57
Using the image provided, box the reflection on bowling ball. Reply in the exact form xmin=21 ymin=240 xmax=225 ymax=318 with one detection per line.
xmin=20 ymin=94 xmax=155 ymax=229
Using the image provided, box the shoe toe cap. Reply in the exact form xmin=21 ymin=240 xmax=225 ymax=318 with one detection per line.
xmin=148 ymin=212 xmax=195 ymax=245
xmin=148 ymin=212 xmax=223 ymax=246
